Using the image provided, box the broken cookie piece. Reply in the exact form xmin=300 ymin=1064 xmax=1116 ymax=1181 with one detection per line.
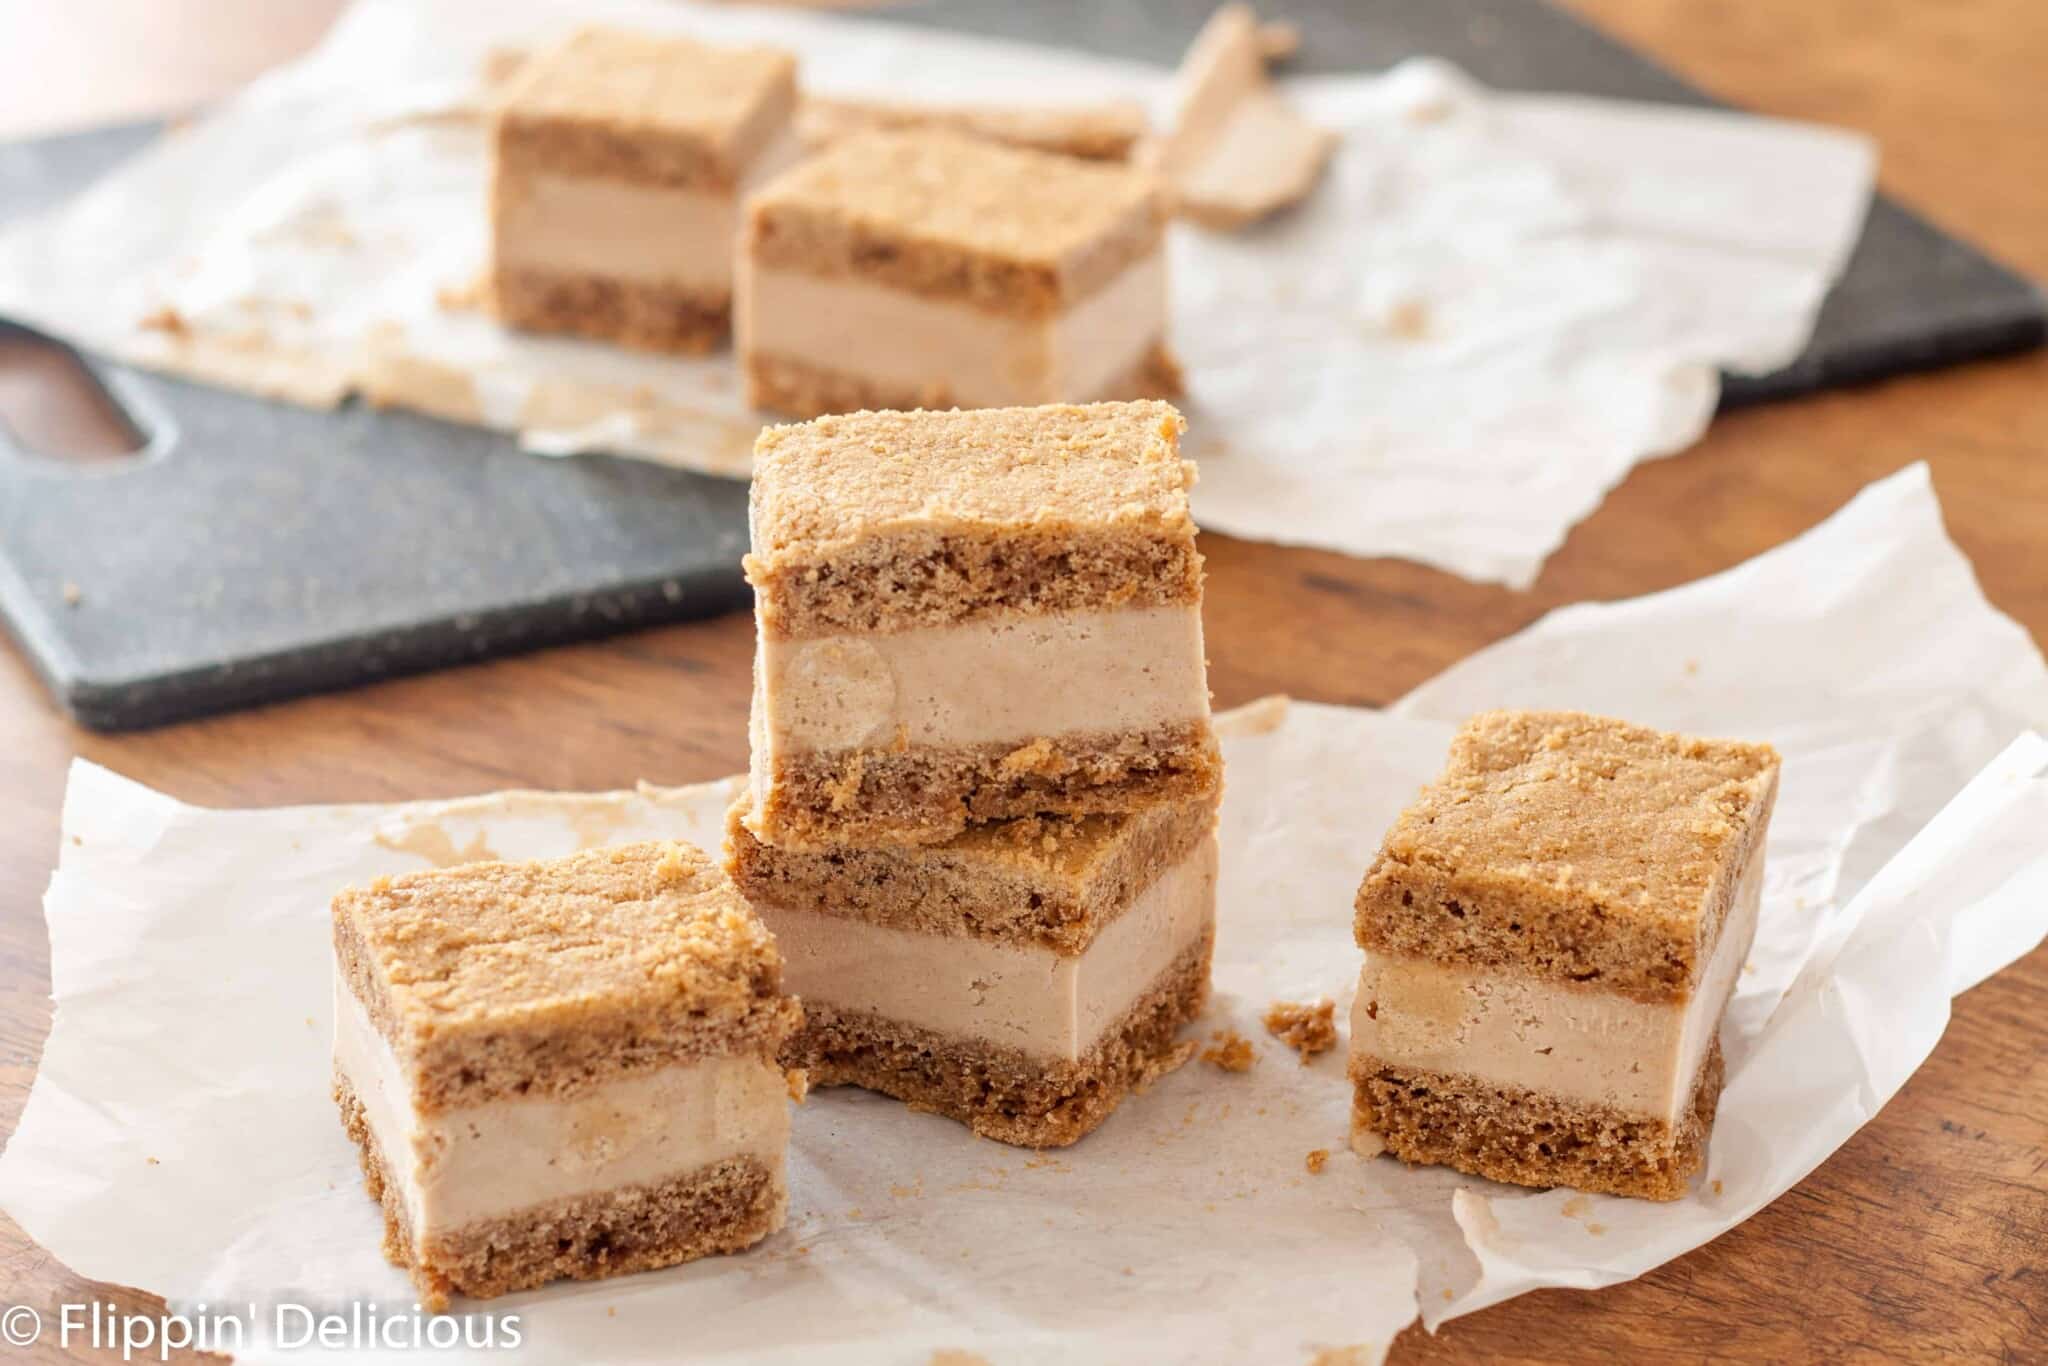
xmin=1142 ymin=4 xmax=1336 ymax=229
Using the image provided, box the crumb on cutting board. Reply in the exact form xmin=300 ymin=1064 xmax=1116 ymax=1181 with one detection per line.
xmin=1305 ymin=1148 xmax=1330 ymax=1174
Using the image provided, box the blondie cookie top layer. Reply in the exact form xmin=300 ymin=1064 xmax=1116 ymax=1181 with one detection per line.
xmin=334 ymin=841 xmax=796 ymax=1107
xmin=746 ymin=401 xmax=1198 ymax=636
xmin=726 ymin=790 xmax=1217 ymax=953
xmin=744 ymin=129 xmax=1165 ymax=316
xmin=497 ymin=27 xmax=797 ymax=189
xmin=1354 ymin=710 xmax=1779 ymax=1000
xmin=794 ymin=97 xmax=1147 ymax=163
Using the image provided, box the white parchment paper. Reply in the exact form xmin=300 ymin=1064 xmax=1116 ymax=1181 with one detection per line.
xmin=0 ymin=0 xmax=1873 ymax=586
xmin=4 ymin=465 xmax=2045 ymax=1362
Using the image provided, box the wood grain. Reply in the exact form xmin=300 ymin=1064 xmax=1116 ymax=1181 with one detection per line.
xmin=3 ymin=1 xmax=2046 ymax=1360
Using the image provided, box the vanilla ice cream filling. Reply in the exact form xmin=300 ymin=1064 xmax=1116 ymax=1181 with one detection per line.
xmin=756 ymin=604 xmax=1209 ymax=757
xmin=332 ymin=983 xmax=789 ymax=1234
xmin=496 ymin=176 xmax=739 ymax=289
xmin=737 ymin=249 xmax=1167 ymax=405
xmin=757 ymin=835 xmax=1216 ymax=1062
xmin=498 ymin=131 xmax=801 ymax=289
xmin=1350 ymin=847 xmax=1764 ymax=1125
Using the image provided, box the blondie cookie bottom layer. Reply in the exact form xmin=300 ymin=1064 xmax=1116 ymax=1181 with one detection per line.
xmin=749 ymin=719 xmax=1221 ymax=850
xmin=743 ymin=339 xmax=1182 ymax=420
xmin=1348 ymin=1040 xmax=1724 ymax=1202
xmin=788 ymin=932 xmax=1211 ymax=1148
xmin=493 ymin=265 xmax=731 ymax=354
xmin=337 ymin=1075 xmax=785 ymax=1308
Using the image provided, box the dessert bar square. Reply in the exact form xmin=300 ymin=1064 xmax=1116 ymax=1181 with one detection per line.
xmin=331 ymin=841 xmax=802 ymax=1307
xmin=1348 ymin=710 xmax=1780 ymax=1200
xmin=736 ymin=128 xmax=1180 ymax=415
xmin=725 ymin=793 xmax=1218 ymax=1147
xmin=490 ymin=26 xmax=798 ymax=352
xmin=742 ymin=400 xmax=1221 ymax=849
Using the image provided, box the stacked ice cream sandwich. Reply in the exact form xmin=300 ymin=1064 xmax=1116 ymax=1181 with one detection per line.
xmin=726 ymin=399 xmax=1222 ymax=1147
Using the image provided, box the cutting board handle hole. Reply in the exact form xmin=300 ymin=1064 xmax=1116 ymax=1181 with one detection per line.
xmin=0 ymin=327 xmax=148 ymax=465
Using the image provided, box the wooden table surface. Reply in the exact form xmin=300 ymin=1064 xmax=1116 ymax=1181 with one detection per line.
xmin=3 ymin=1 xmax=2045 ymax=1360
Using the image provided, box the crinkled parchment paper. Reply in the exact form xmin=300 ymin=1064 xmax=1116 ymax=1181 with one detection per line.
xmin=0 ymin=0 xmax=1873 ymax=586
xmin=3 ymin=465 xmax=2042 ymax=1363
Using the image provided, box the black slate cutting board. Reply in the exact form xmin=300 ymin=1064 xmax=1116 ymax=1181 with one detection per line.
xmin=2 ymin=0 xmax=2041 ymax=731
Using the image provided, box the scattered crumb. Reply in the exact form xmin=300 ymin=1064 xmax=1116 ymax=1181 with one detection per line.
xmin=1442 ymin=1289 xmax=1454 ymax=1302
xmin=138 ymin=305 xmax=190 ymax=338
xmin=435 ymin=275 xmax=488 ymax=313
xmin=1385 ymin=298 xmax=1432 ymax=339
xmin=1684 ymin=658 xmax=1701 ymax=676
xmin=1711 ymin=1180 xmax=1724 ymax=1196
xmin=1587 ymin=1222 xmax=1606 ymax=1237
xmin=1121 ymin=1267 xmax=1133 ymax=1276
xmin=305 ymin=1016 xmax=315 ymax=1029
xmin=928 ymin=1352 xmax=991 ymax=1366
xmin=61 ymin=582 xmax=83 ymax=608
xmin=1305 ymin=1148 xmax=1330 ymax=1174
xmin=786 ymin=1068 xmax=809 ymax=1104
xmin=145 ymin=1157 xmax=159 ymax=1166
xmin=1200 ymin=1030 xmax=1256 ymax=1072
xmin=1263 ymin=998 xmax=1338 ymax=1062
xmin=1560 ymin=1194 xmax=1591 ymax=1218
xmin=605 ymin=1307 xmax=616 ymax=1318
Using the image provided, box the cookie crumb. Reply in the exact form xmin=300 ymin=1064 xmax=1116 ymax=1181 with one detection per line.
xmin=1263 ymin=998 xmax=1338 ymax=1061
xmin=1305 ymin=1148 xmax=1330 ymax=1173
xmin=138 ymin=305 xmax=191 ymax=338
xmin=1385 ymin=297 xmax=1432 ymax=339
xmin=61 ymin=582 xmax=84 ymax=608
xmin=1200 ymin=1029 xmax=1256 ymax=1072
xmin=435 ymin=275 xmax=487 ymax=312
